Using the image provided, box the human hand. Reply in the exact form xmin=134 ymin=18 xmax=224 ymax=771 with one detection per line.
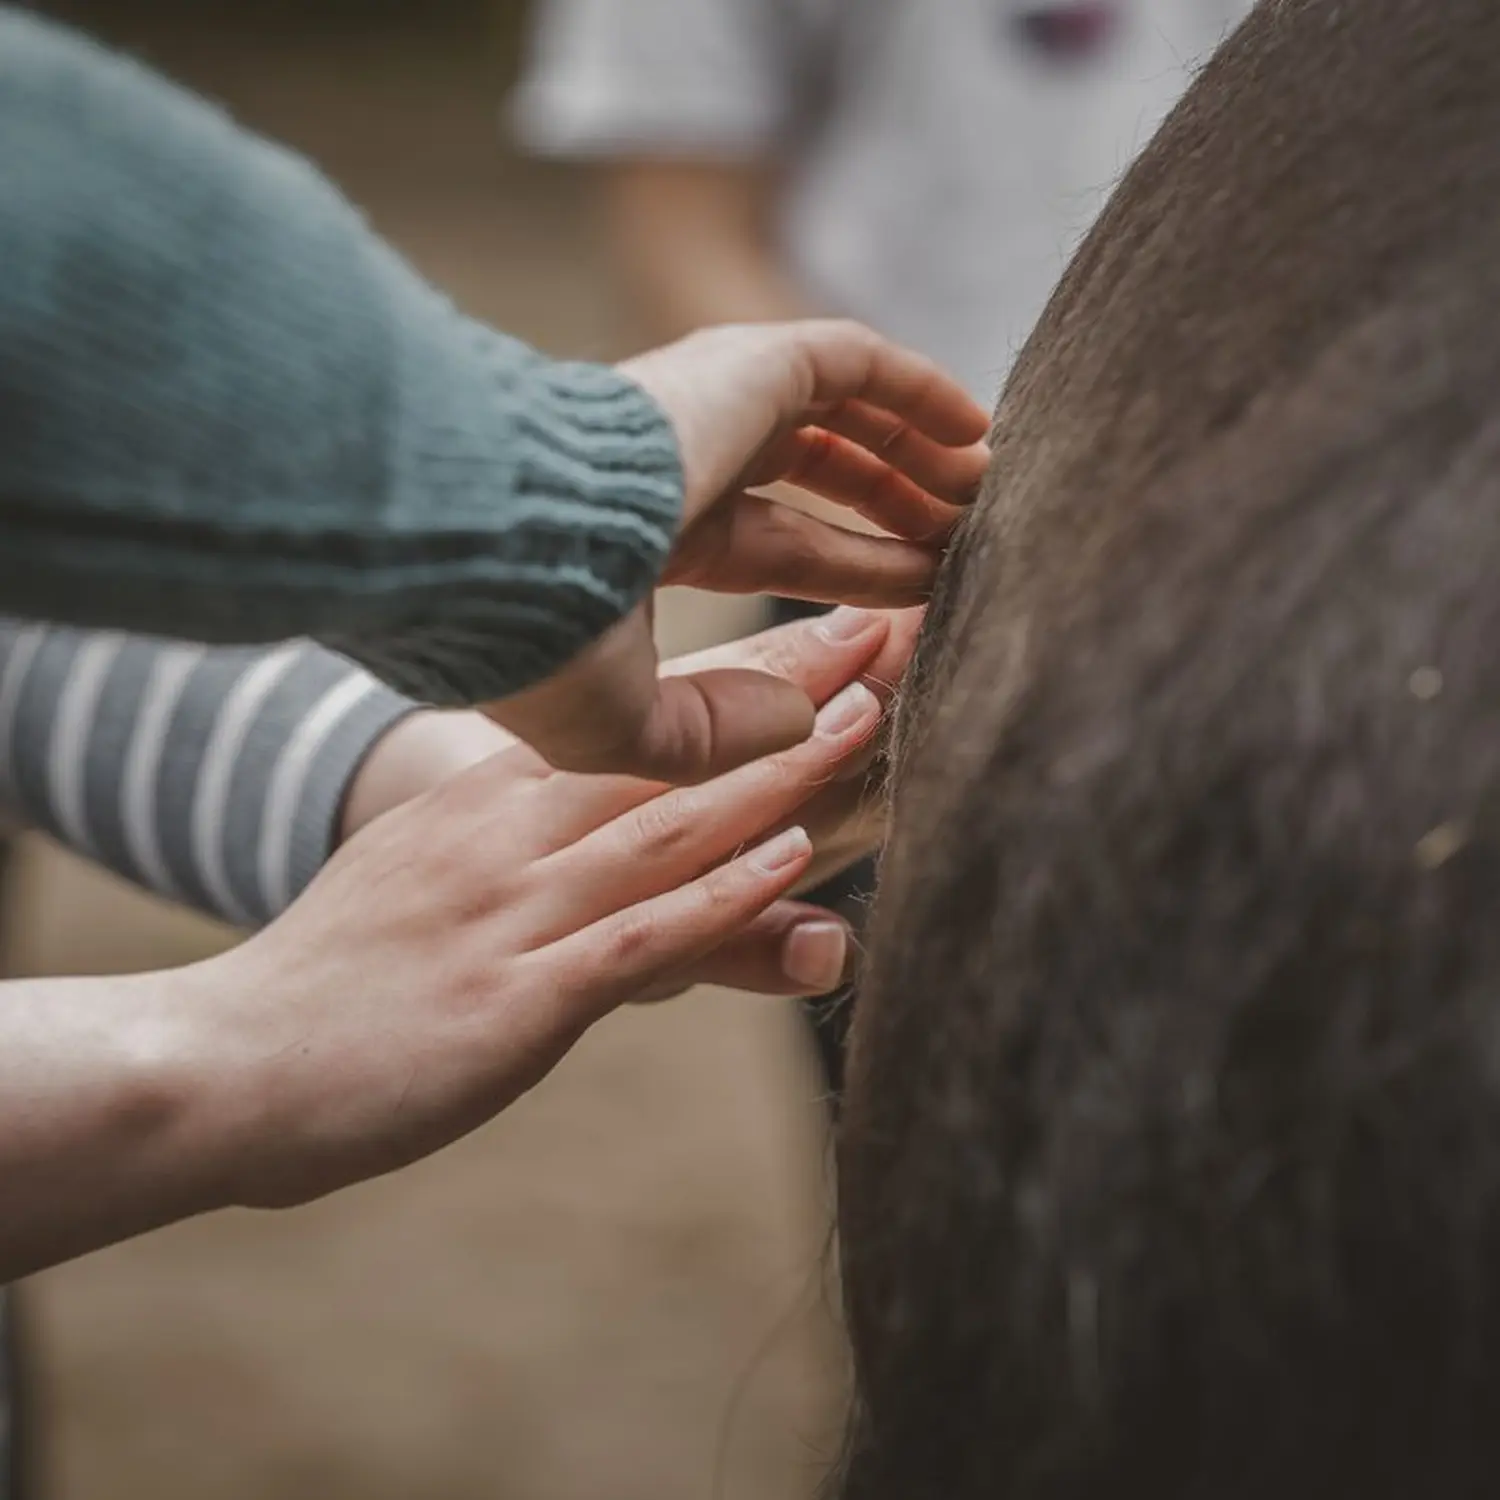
xmin=634 ymin=319 xmax=992 ymax=583
xmin=0 ymin=612 xmax=914 ymax=1280
xmin=489 ymin=321 xmax=987 ymax=780
xmin=344 ymin=605 xmax=919 ymax=895
xmin=181 ymin=608 xmax=915 ymax=1210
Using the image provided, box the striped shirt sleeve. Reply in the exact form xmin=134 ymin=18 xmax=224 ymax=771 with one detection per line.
xmin=0 ymin=621 xmax=415 ymax=928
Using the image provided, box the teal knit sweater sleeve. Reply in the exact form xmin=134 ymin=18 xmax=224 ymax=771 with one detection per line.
xmin=0 ymin=8 xmax=683 ymax=706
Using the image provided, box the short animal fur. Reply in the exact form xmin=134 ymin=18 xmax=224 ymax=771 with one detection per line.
xmin=839 ymin=3 xmax=1500 ymax=1495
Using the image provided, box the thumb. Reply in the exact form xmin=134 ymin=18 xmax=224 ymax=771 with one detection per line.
xmin=627 ymin=670 xmax=816 ymax=783
xmin=485 ymin=602 xmax=816 ymax=781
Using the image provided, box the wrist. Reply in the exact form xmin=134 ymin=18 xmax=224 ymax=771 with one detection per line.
xmin=125 ymin=962 xmax=254 ymax=1221
xmin=107 ymin=953 xmax=338 ymax=1222
xmin=146 ymin=947 xmax=313 ymax=1214
xmin=0 ymin=966 xmax=239 ymax=1277
xmin=339 ymin=709 xmax=516 ymax=842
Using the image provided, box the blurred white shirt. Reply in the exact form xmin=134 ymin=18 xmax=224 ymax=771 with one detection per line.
xmin=514 ymin=0 xmax=1251 ymax=402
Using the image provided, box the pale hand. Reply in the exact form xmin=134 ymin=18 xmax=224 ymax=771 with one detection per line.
xmin=489 ymin=320 xmax=987 ymax=782
xmin=172 ymin=607 xmax=917 ymax=1211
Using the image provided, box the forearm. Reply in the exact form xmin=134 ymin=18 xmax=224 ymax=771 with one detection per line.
xmin=0 ymin=9 xmax=682 ymax=705
xmin=0 ymin=967 xmax=222 ymax=1282
xmin=607 ymin=162 xmax=816 ymax=342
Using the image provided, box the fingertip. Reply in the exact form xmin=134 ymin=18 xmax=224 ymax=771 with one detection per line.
xmin=749 ymin=825 xmax=813 ymax=876
xmin=814 ymin=605 xmax=888 ymax=646
xmin=867 ymin=601 xmax=927 ymax=661
xmin=962 ymin=407 xmax=995 ymax=444
xmin=781 ymin=918 xmax=852 ymax=994
xmin=954 ymin=437 xmax=995 ymax=492
xmin=814 ymin=680 xmax=881 ymax=741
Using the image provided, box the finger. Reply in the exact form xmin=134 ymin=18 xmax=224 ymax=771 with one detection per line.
xmin=814 ymin=399 xmax=991 ymax=504
xmin=655 ymin=604 xmax=916 ymax=785
xmin=625 ymin=787 xmax=883 ymax=989
xmin=538 ymin=605 xmax=916 ymax=853
xmin=626 ymin=667 xmax=815 ymax=783
xmin=776 ymin=428 xmax=963 ymax=542
xmin=857 ymin=603 xmax=925 ymax=703
xmin=657 ymin=605 xmax=891 ymax=691
xmin=486 ymin=608 xmax=896 ymax=864
xmin=532 ymin=667 xmax=815 ymax=785
xmin=535 ymin=678 xmax=883 ymax=935
xmin=755 ymin=773 xmax=885 ymax=894
xmin=628 ymin=601 xmax=916 ymax=818
xmin=686 ymin=601 xmax=916 ymax=711
xmin=664 ymin=494 xmax=939 ymax=605
xmin=792 ymin=321 xmax=992 ymax=446
xmin=630 ymin=903 xmax=855 ymax=1003
xmin=547 ymin=825 xmax=817 ymax=1024
xmin=495 ymin=600 xmax=826 ymax=786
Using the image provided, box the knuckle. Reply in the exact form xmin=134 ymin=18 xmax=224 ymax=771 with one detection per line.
xmin=764 ymin=742 xmax=833 ymax=796
xmin=911 ymin=358 xmax=944 ymax=407
xmin=443 ymin=951 xmax=507 ymax=1021
xmin=627 ymin=793 xmax=695 ymax=859
xmin=754 ymin=503 xmax=811 ymax=561
xmin=412 ymin=797 xmax=525 ymax=914
xmin=697 ymin=861 xmax=754 ymax=920
xmin=411 ymin=832 xmax=479 ymax=894
xmin=602 ymin=908 xmax=661 ymax=970
xmin=747 ymin=633 xmax=805 ymax=683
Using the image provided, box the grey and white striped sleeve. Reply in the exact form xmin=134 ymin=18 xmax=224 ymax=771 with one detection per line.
xmin=0 ymin=621 xmax=416 ymax=928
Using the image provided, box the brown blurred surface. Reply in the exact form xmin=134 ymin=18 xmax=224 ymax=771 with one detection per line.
xmin=10 ymin=7 xmax=843 ymax=1497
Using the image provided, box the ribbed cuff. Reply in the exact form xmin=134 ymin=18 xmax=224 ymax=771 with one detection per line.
xmin=323 ymin=349 xmax=684 ymax=708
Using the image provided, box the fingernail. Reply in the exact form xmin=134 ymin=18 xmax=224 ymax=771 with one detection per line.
xmin=816 ymin=606 xmax=878 ymax=645
xmin=751 ymin=825 xmax=812 ymax=874
xmin=782 ymin=921 xmax=850 ymax=994
xmin=815 ymin=681 xmax=880 ymax=739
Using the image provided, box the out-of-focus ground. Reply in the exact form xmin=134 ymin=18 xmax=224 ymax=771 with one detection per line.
xmin=9 ymin=5 xmax=847 ymax=1496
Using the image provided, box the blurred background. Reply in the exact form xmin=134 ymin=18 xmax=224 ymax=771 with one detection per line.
xmin=8 ymin=3 xmax=842 ymax=1497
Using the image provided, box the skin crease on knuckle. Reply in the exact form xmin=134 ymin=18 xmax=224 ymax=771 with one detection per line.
xmin=685 ymin=859 xmax=761 ymax=934
xmin=624 ymin=790 xmax=698 ymax=864
xmin=753 ymin=509 xmax=847 ymax=596
xmin=737 ymin=632 xmax=811 ymax=686
xmin=595 ymin=905 xmax=667 ymax=979
xmin=618 ymin=734 xmax=823 ymax=879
